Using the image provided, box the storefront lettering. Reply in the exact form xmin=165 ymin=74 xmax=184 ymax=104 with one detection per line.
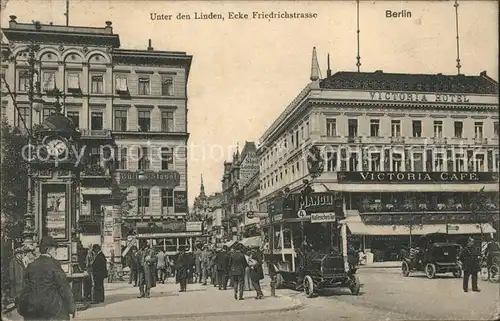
xmin=119 ymin=170 xmax=180 ymax=186
xmin=299 ymin=193 xmax=335 ymax=209
xmin=342 ymin=172 xmax=491 ymax=183
xmin=369 ymin=91 xmax=470 ymax=103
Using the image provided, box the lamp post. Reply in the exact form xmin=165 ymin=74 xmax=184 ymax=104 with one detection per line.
xmin=24 ymin=43 xmax=45 ymax=248
xmin=268 ymin=200 xmax=276 ymax=297
xmin=137 ymin=170 xmax=146 ymax=221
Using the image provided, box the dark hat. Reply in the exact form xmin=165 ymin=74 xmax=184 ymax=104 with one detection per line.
xmin=39 ymin=235 xmax=57 ymax=248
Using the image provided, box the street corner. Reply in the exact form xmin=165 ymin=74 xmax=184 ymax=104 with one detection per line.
xmin=74 ymin=284 xmax=304 ymax=320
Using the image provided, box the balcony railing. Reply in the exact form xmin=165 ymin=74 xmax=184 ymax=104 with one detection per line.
xmin=347 ymin=136 xmax=362 ymax=144
xmin=433 ymin=137 xmax=448 ymax=145
xmin=473 ymin=137 xmax=488 ymax=145
xmin=390 ymin=136 xmax=405 ymax=144
xmin=81 ymin=164 xmax=111 ymax=177
xmin=80 ymin=129 xmax=112 ymax=139
xmin=359 ymin=202 xmax=498 ymax=213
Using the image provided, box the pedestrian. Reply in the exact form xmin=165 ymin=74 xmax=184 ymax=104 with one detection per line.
xmin=201 ymin=245 xmax=211 ymax=285
xmin=83 ymin=244 xmax=94 ymax=301
xmin=193 ymin=244 xmax=203 ymax=283
xmin=216 ymin=245 xmax=230 ymax=290
xmin=128 ymin=247 xmax=139 ymax=286
xmin=459 ymin=237 xmax=481 ymax=293
xmin=91 ymin=244 xmax=108 ymax=303
xmin=138 ymin=241 xmax=157 ymax=298
xmin=210 ymin=249 xmax=218 ymax=287
xmin=175 ymin=246 xmax=191 ymax=292
xmin=108 ymin=249 xmax=115 ymax=283
xmin=17 ymin=236 xmax=76 ymax=320
xmin=156 ymin=248 xmax=167 ymax=284
xmin=248 ymin=249 xmax=264 ymax=299
xmin=229 ymin=244 xmax=248 ymax=300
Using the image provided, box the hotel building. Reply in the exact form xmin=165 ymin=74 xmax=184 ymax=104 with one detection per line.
xmin=1 ymin=16 xmax=192 ymax=262
xmin=258 ymin=48 xmax=499 ymax=261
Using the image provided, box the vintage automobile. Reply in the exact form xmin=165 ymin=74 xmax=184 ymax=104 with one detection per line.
xmin=276 ymin=250 xmax=360 ymax=298
xmin=401 ymin=233 xmax=462 ymax=279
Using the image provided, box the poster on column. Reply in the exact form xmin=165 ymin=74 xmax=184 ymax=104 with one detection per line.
xmin=42 ymin=184 xmax=68 ymax=240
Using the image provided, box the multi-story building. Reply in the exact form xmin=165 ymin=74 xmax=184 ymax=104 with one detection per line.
xmin=1 ymin=16 xmax=192 ymax=263
xmin=241 ymin=171 xmax=261 ymax=238
xmin=205 ymin=192 xmax=224 ymax=245
xmin=258 ymin=47 xmax=499 ymax=261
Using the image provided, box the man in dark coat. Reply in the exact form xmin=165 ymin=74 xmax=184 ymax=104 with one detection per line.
xmin=459 ymin=237 xmax=481 ymax=292
xmin=216 ymin=245 xmax=230 ymax=290
xmin=138 ymin=242 xmax=157 ymax=298
xmin=17 ymin=236 xmax=76 ymax=320
xmin=249 ymin=249 xmax=264 ymax=299
xmin=128 ymin=247 xmax=139 ymax=286
xmin=228 ymin=244 xmax=248 ymax=300
xmin=175 ymin=246 xmax=191 ymax=292
xmin=91 ymin=244 xmax=108 ymax=303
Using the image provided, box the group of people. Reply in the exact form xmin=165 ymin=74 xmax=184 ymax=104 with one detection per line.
xmin=124 ymin=241 xmax=265 ymax=300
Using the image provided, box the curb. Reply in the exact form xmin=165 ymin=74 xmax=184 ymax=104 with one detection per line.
xmin=76 ymin=297 xmax=304 ymax=321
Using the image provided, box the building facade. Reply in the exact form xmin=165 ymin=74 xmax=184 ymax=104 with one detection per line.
xmin=1 ymin=17 xmax=192 ymax=263
xmin=258 ymin=48 xmax=499 ymax=261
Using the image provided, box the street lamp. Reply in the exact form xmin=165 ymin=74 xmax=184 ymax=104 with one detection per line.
xmin=239 ymin=222 xmax=245 ymax=240
xmin=137 ymin=170 xmax=146 ymax=221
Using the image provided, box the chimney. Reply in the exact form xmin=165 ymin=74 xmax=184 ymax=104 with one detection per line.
xmin=326 ymin=53 xmax=332 ymax=78
xmin=105 ymin=21 xmax=112 ymax=30
xmin=310 ymin=47 xmax=320 ymax=81
xmin=147 ymin=39 xmax=154 ymax=51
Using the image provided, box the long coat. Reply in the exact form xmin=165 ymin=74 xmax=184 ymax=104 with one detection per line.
xmin=228 ymin=251 xmax=248 ymax=277
xmin=18 ymin=255 xmax=76 ymax=320
xmin=141 ymin=248 xmax=157 ymax=288
xmin=249 ymin=256 xmax=264 ymax=282
xmin=175 ymin=253 xmax=191 ymax=282
xmin=459 ymin=244 xmax=480 ymax=272
xmin=215 ymin=251 xmax=230 ymax=271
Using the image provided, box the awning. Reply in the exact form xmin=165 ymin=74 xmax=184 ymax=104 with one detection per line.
xmin=320 ymin=183 xmax=498 ymax=193
xmin=347 ymin=222 xmax=496 ymax=236
xmin=239 ymin=236 xmax=262 ymax=248
xmin=81 ymin=187 xmax=112 ymax=195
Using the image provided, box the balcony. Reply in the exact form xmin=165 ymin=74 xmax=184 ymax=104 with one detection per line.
xmin=347 ymin=136 xmax=362 ymax=144
xmin=319 ymin=135 xmax=348 ymax=144
xmin=405 ymin=136 xmax=427 ymax=145
xmin=80 ymin=129 xmax=112 ymax=140
xmin=81 ymin=163 xmax=111 ymax=178
xmin=473 ymin=137 xmax=488 ymax=145
xmin=432 ymin=137 xmax=448 ymax=145
xmin=390 ymin=136 xmax=405 ymax=144
xmin=362 ymin=136 xmax=391 ymax=144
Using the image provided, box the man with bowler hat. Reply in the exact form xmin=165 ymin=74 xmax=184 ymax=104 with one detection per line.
xmin=175 ymin=246 xmax=191 ymax=292
xmin=17 ymin=236 xmax=76 ymax=320
xmin=228 ymin=244 xmax=248 ymax=300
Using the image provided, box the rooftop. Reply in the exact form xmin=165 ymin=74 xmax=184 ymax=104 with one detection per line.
xmin=320 ymin=70 xmax=499 ymax=94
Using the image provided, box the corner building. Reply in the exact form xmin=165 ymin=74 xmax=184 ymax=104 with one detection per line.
xmin=258 ymin=49 xmax=499 ymax=261
xmin=1 ymin=17 xmax=192 ymax=265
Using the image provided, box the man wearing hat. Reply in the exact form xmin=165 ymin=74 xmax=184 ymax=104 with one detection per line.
xmin=459 ymin=237 xmax=481 ymax=292
xmin=91 ymin=244 xmax=108 ymax=303
xmin=200 ymin=244 xmax=211 ymax=285
xmin=17 ymin=236 xmax=76 ymax=320
xmin=216 ymin=245 xmax=230 ymax=290
xmin=175 ymin=246 xmax=191 ymax=292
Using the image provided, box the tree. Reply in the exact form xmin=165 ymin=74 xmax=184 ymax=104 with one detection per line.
xmin=1 ymin=117 xmax=29 ymax=306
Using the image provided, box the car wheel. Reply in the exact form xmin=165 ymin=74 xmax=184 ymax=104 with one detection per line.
xmin=401 ymin=261 xmax=410 ymax=277
xmin=452 ymin=268 xmax=462 ymax=278
xmin=488 ymin=264 xmax=500 ymax=283
xmin=303 ymin=275 xmax=315 ymax=298
xmin=425 ymin=263 xmax=436 ymax=279
xmin=349 ymin=274 xmax=361 ymax=295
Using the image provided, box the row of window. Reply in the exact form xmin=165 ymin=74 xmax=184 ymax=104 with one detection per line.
xmin=326 ymin=118 xmax=499 ymax=139
xmin=18 ymin=70 xmax=175 ymax=96
xmin=260 ymin=150 xmax=500 ymax=191
xmin=16 ymin=108 xmax=175 ymax=132
xmin=261 ymin=120 xmax=310 ymax=172
xmin=137 ymin=188 xmax=175 ymax=208
xmin=88 ymin=146 xmax=175 ymax=171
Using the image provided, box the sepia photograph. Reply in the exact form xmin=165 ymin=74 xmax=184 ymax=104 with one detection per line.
xmin=0 ymin=0 xmax=498 ymax=320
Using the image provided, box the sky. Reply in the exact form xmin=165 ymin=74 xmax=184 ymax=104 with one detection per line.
xmin=1 ymin=0 xmax=498 ymax=205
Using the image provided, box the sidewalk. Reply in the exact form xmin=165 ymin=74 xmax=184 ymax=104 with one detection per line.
xmin=74 ymin=281 xmax=303 ymax=320
xmin=359 ymin=261 xmax=401 ymax=268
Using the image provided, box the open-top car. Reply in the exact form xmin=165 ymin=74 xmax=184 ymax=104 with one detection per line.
xmin=401 ymin=233 xmax=462 ymax=279
xmin=274 ymin=249 xmax=360 ymax=298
